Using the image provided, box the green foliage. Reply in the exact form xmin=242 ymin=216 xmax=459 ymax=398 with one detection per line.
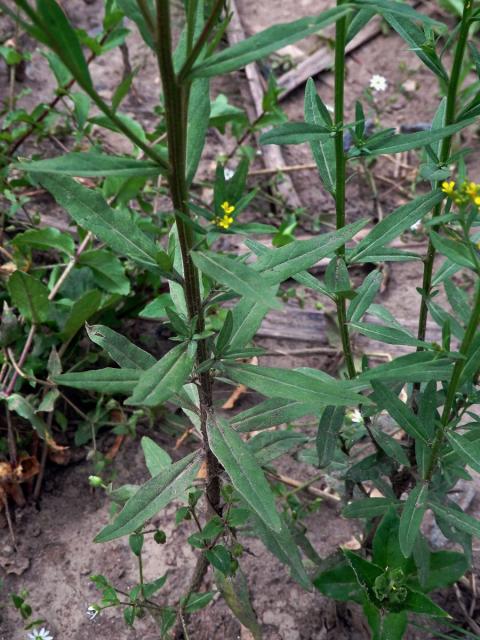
xmin=3 ymin=0 xmax=480 ymax=637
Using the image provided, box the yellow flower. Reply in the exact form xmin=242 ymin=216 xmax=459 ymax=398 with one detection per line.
xmin=221 ymin=201 xmax=235 ymax=215
xmin=475 ymin=195 xmax=480 ymax=207
xmin=464 ymin=181 xmax=478 ymax=198
xmin=214 ymin=214 xmax=234 ymax=230
xmin=441 ymin=180 xmax=456 ymax=197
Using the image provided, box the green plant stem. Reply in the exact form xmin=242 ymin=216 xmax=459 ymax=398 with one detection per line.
xmin=425 ymin=279 xmax=480 ymax=481
xmin=177 ymin=0 xmax=225 ymax=82
xmin=334 ymin=0 xmax=356 ymax=380
xmin=155 ymin=0 xmax=220 ymax=515
xmin=416 ymin=0 xmax=473 ymax=347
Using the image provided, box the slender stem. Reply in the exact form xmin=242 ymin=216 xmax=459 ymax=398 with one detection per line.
xmin=177 ymin=0 xmax=225 ymax=82
xmin=416 ymin=0 xmax=473 ymax=347
xmin=155 ymin=0 xmax=220 ymax=514
xmin=425 ymin=280 xmax=480 ymax=481
xmin=334 ymin=0 xmax=356 ymax=380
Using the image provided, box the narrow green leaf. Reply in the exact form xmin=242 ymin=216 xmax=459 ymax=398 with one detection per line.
xmin=350 ymin=321 xmax=430 ymax=348
xmin=141 ymin=436 xmax=172 ymax=476
xmin=12 ymin=227 xmax=75 ymax=255
xmin=207 ymin=416 xmax=282 ymax=533
xmin=254 ymin=219 xmax=368 ymax=283
xmin=360 ymin=353 xmax=453 ymax=385
xmin=78 ymin=249 xmax=130 ymax=295
xmin=214 ymin=569 xmax=263 ymax=640
xmin=447 ymin=432 xmax=480 ymax=473
xmin=117 ymin=0 xmax=155 ymax=49
xmin=186 ymin=78 xmax=211 ymax=185
xmin=347 ymin=269 xmax=383 ymax=322
xmin=316 ymin=406 xmax=344 ymax=467
xmin=403 ymin=589 xmax=448 ymax=617
xmin=371 ymin=381 xmax=430 ymax=444
xmin=36 ymin=0 xmax=93 ymax=89
xmin=126 ymin=342 xmax=197 ymax=407
xmin=399 ymin=483 xmax=428 ymax=557
xmin=370 ymin=426 xmax=410 ymax=466
xmin=8 ymin=271 xmax=49 ymax=324
xmin=343 ymin=498 xmax=398 ymax=519
xmin=191 ymin=251 xmax=281 ymax=309
xmin=6 ymin=394 xmax=51 ymax=440
xmin=224 ymin=363 xmax=370 ymax=408
xmin=86 ymin=324 xmax=156 ymax=370
xmin=430 ymin=231 xmax=476 ymax=270
xmin=38 ymin=175 xmax=168 ymax=271
xmin=260 ymin=122 xmax=331 ymax=145
xmin=248 ymin=431 xmax=308 ymax=465
xmin=349 ymin=190 xmax=444 ymax=262
xmin=231 ymin=397 xmax=320 ymax=432
xmin=19 ymin=153 xmax=163 ymax=177
xmin=191 ymin=6 xmax=351 ymax=78
xmin=54 ymin=368 xmax=141 ymax=394
xmin=61 ymin=290 xmax=102 ymax=340
xmin=95 ymin=452 xmax=201 ymax=542
xmin=228 ymin=297 xmax=270 ymax=352
xmin=304 ymin=78 xmax=336 ymax=194
xmin=428 ymin=501 xmax=480 ymax=538
xmin=357 ymin=119 xmax=474 ymax=156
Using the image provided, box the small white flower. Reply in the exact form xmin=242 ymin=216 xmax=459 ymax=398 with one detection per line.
xmin=350 ymin=409 xmax=363 ymax=424
xmin=369 ymin=74 xmax=388 ymax=92
xmin=410 ymin=220 xmax=422 ymax=231
xmin=86 ymin=605 xmax=99 ymax=621
xmin=27 ymin=628 xmax=53 ymax=640
xmin=224 ymin=168 xmax=234 ymax=180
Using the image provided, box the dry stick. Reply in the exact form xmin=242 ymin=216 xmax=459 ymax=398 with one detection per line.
xmin=268 ymin=471 xmax=340 ymax=505
xmin=226 ymin=0 xmax=302 ymax=212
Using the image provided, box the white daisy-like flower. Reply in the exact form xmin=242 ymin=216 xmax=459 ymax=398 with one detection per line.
xmin=86 ymin=605 xmax=99 ymax=621
xmin=224 ymin=167 xmax=234 ymax=180
xmin=369 ymin=74 xmax=388 ymax=92
xmin=350 ymin=409 xmax=364 ymax=424
xmin=27 ymin=628 xmax=53 ymax=640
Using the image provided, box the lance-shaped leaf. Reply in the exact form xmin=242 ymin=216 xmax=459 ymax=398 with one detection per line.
xmin=446 ymin=432 xmax=480 ymax=473
xmin=126 ymin=342 xmax=197 ymax=407
xmin=248 ymin=431 xmax=308 ymax=466
xmin=117 ymin=0 xmax=155 ymax=49
xmin=191 ymin=251 xmax=281 ymax=309
xmin=95 ymin=452 xmax=202 ymax=542
xmin=61 ymin=290 xmax=102 ymax=340
xmin=18 ymin=153 xmax=164 ymax=177
xmin=349 ymin=321 xmax=431 ymax=349
xmin=54 ymin=368 xmax=141 ymax=394
xmin=86 ymin=324 xmax=156 ymax=370
xmin=35 ymin=0 xmax=93 ymax=89
xmin=207 ymin=416 xmax=282 ymax=533
xmin=371 ymin=381 xmax=430 ymax=444
xmin=260 ymin=122 xmax=331 ymax=145
xmin=229 ymin=297 xmax=271 ymax=352
xmin=214 ymin=569 xmax=262 ymax=640
xmin=231 ymin=397 xmax=320 ymax=433
xmin=224 ymin=363 xmax=369 ymax=408
xmin=186 ymin=78 xmax=211 ymax=185
xmin=356 ymin=119 xmax=475 ymax=157
xmin=316 ymin=406 xmax=345 ymax=467
xmin=250 ymin=512 xmax=311 ymax=589
xmin=190 ymin=6 xmax=351 ymax=78
xmin=141 ymin=436 xmax=172 ymax=476
xmin=8 ymin=271 xmax=50 ymax=324
xmin=399 ymin=483 xmax=429 ymax=557
xmin=347 ymin=270 xmax=383 ymax=322
xmin=304 ymin=78 xmax=336 ymax=194
xmin=38 ymin=175 xmax=170 ymax=272
xmin=359 ymin=353 xmax=453 ymax=386
xmin=349 ymin=190 xmax=444 ymax=262
xmin=343 ymin=498 xmax=399 ymax=519
xmin=254 ymin=219 xmax=368 ymax=283
xmin=6 ymin=394 xmax=51 ymax=441
xmin=430 ymin=501 xmax=480 ymax=539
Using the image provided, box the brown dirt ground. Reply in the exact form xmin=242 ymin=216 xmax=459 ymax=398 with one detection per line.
xmin=1 ymin=0 xmax=480 ymax=638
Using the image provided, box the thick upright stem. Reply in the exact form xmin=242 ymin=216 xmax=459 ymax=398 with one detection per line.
xmin=334 ymin=2 xmax=356 ymax=380
xmin=426 ymin=280 xmax=480 ymax=481
xmin=416 ymin=0 xmax=473 ymax=346
xmin=155 ymin=0 xmax=220 ymax=514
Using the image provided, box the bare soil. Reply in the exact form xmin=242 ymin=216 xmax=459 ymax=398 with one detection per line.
xmin=1 ymin=0 xmax=480 ymax=638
